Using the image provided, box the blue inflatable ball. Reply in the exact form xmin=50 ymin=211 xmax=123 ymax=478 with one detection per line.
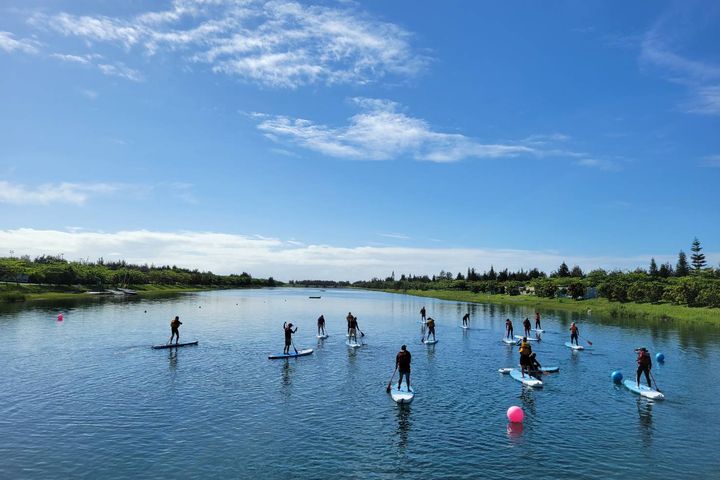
xmin=611 ymin=370 xmax=623 ymax=383
xmin=656 ymin=353 xmax=665 ymax=363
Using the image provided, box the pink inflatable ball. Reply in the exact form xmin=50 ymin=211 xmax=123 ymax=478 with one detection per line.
xmin=57 ymin=313 xmax=64 ymax=322
xmin=507 ymin=406 xmax=524 ymax=423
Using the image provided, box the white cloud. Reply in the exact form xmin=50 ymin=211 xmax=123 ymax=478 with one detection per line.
xmin=0 ymin=181 xmax=124 ymax=205
xmin=0 ymin=228 xmax=712 ymax=281
xmin=254 ymin=98 xmax=536 ymax=162
xmin=51 ymin=52 xmax=102 ymax=64
xmin=378 ymin=233 xmax=411 ymax=240
xmin=27 ymin=0 xmax=426 ymax=88
xmin=97 ymin=62 xmax=143 ymax=81
xmin=700 ymin=154 xmax=720 ymax=168
xmin=575 ymin=158 xmax=620 ymax=171
xmin=0 ymin=31 xmax=40 ymax=54
xmin=640 ymin=13 xmax=720 ymax=116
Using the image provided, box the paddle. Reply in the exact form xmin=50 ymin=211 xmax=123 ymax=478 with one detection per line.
xmin=291 ymin=338 xmax=298 ymax=355
xmin=649 ymin=369 xmax=662 ymax=393
xmin=386 ymin=365 xmax=398 ymax=393
xmin=580 ymin=335 xmax=593 ymax=346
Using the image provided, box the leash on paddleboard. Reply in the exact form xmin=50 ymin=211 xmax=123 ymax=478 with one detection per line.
xmin=386 ymin=365 xmax=398 ymax=393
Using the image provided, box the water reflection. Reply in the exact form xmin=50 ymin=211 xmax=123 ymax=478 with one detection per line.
xmin=168 ymin=349 xmax=178 ymax=371
xmin=518 ymin=388 xmax=536 ymax=415
xmin=395 ymin=406 xmax=412 ymax=450
xmin=506 ymin=422 xmax=524 ymax=443
xmin=636 ymin=398 xmax=653 ymax=448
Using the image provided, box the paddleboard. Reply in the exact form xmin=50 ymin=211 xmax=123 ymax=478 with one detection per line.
xmin=268 ymin=349 xmax=314 ymax=359
xmin=317 ymin=334 xmax=329 ymax=339
xmin=509 ymin=368 xmax=543 ymax=387
xmin=461 ymin=325 xmax=469 ymax=330
xmin=515 ymin=335 xmax=539 ymax=341
xmin=533 ymin=328 xmax=545 ymax=333
xmin=499 ymin=366 xmax=559 ymax=374
xmin=565 ymin=342 xmax=584 ymax=350
xmin=390 ymin=384 xmax=415 ymax=404
xmin=502 ymin=338 xmax=519 ymax=345
xmin=423 ymin=338 xmax=438 ymax=345
xmin=346 ymin=340 xmax=362 ymax=348
xmin=623 ymin=380 xmax=665 ymax=400
xmin=152 ymin=341 xmax=198 ymax=349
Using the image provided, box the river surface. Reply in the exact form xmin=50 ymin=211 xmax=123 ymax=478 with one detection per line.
xmin=1 ymin=288 xmax=718 ymax=479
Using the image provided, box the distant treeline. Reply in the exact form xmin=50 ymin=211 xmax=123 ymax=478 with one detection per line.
xmin=0 ymin=255 xmax=278 ymax=288
xmin=288 ymin=280 xmax=352 ymax=288
xmin=354 ymin=238 xmax=720 ymax=308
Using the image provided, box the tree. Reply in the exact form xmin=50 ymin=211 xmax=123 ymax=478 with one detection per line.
xmin=658 ymin=262 xmax=673 ymax=278
xmin=649 ymin=258 xmax=658 ymax=277
xmin=570 ymin=265 xmax=584 ymax=278
xmin=676 ymin=250 xmax=690 ymax=277
xmin=690 ymin=237 xmax=707 ymax=272
xmin=555 ymin=262 xmax=570 ymax=277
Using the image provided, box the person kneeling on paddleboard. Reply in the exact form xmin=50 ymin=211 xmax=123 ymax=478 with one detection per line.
xmin=505 ymin=318 xmax=514 ymax=339
xmin=425 ymin=317 xmax=436 ymax=342
xmin=569 ymin=322 xmax=580 ymax=346
xmin=396 ymin=345 xmax=412 ymax=390
xmin=168 ymin=316 xmax=182 ymax=345
xmin=635 ymin=347 xmax=652 ymax=388
xmin=283 ymin=322 xmax=297 ymax=354
xmin=519 ymin=337 xmax=532 ymax=377
xmin=317 ymin=315 xmax=326 ymax=336
xmin=528 ymin=352 xmax=542 ymax=378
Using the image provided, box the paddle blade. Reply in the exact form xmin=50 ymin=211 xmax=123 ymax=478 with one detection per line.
xmin=586 ymin=339 xmax=593 ymax=346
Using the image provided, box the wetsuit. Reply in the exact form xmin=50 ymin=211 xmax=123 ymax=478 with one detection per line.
xmin=169 ymin=317 xmax=182 ymax=344
xmin=396 ymin=349 xmax=412 ymax=389
xmin=523 ymin=318 xmax=531 ymax=336
xmin=317 ymin=315 xmax=326 ymax=335
xmin=636 ymin=350 xmax=652 ymax=387
xmin=570 ymin=324 xmax=579 ymax=345
xmin=420 ymin=307 xmax=426 ymax=321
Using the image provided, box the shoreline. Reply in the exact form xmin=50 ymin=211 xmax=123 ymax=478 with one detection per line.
xmin=0 ymin=284 xmax=221 ymax=303
xmin=380 ymin=288 xmax=720 ymax=325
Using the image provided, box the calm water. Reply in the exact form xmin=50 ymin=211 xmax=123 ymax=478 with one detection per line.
xmin=1 ymin=288 xmax=719 ymax=479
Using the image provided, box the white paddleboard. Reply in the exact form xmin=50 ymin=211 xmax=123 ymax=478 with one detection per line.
xmin=565 ymin=342 xmax=584 ymax=350
xmin=346 ymin=340 xmax=362 ymax=348
xmin=503 ymin=338 xmax=519 ymax=345
xmin=390 ymin=384 xmax=415 ymax=404
xmin=152 ymin=340 xmax=198 ymax=349
xmin=317 ymin=334 xmax=328 ymax=339
xmin=509 ymin=368 xmax=543 ymax=387
xmin=499 ymin=366 xmax=559 ymax=374
xmin=533 ymin=328 xmax=545 ymax=333
xmin=268 ymin=349 xmax=314 ymax=359
xmin=423 ymin=339 xmax=438 ymax=345
xmin=623 ymin=380 xmax=665 ymax=400
xmin=515 ymin=335 xmax=539 ymax=341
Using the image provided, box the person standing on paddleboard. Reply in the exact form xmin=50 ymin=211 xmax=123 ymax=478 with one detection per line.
xmin=519 ymin=337 xmax=532 ymax=377
xmin=462 ymin=312 xmax=470 ymax=327
xmin=348 ymin=316 xmax=360 ymax=344
xmin=396 ymin=345 xmax=412 ymax=390
xmin=569 ymin=322 xmax=580 ymax=346
xmin=535 ymin=312 xmax=541 ymax=330
xmin=168 ymin=316 xmax=182 ymax=345
xmin=523 ymin=317 xmax=532 ymax=337
xmin=283 ymin=322 xmax=297 ymax=354
xmin=420 ymin=306 xmax=426 ymax=322
xmin=317 ymin=315 xmax=326 ymax=336
xmin=425 ymin=317 xmax=436 ymax=342
xmin=635 ymin=347 xmax=653 ymax=388
xmin=505 ymin=318 xmax=514 ymax=339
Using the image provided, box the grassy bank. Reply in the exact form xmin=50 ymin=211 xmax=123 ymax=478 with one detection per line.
xmin=0 ymin=283 xmax=217 ymax=303
xmin=386 ymin=289 xmax=720 ymax=325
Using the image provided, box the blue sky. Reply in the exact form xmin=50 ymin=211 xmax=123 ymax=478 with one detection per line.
xmin=1 ymin=0 xmax=718 ymax=280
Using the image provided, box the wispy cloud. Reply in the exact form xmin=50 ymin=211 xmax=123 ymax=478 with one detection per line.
xmin=0 ymin=181 xmax=125 ymax=206
xmin=1 ymin=228 xmax=713 ymax=281
xmin=26 ymin=0 xmax=427 ymax=88
xmin=575 ymin=158 xmax=620 ymax=171
xmin=97 ymin=62 xmax=143 ymax=81
xmin=254 ymin=98 xmax=536 ymax=162
xmin=700 ymin=154 xmax=720 ymax=168
xmin=50 ymin=52 xmax=100 ymax=64
xmin=640 ymin=10 xmax=720 ymax=116
xmin=0 ymin=31 xmax=40 ymax=54
xmin=378 ymin=232 xmax=411 ymax=240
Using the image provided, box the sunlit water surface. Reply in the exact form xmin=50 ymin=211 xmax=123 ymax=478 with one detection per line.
xmin=1 ymin=288 xmax=718 ymax=479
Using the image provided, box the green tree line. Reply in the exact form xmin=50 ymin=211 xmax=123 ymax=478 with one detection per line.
xmin=353 ymin=238 xmax=720 ymax=308
xmin=0 ymin=255 xmax=277 ymax=289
